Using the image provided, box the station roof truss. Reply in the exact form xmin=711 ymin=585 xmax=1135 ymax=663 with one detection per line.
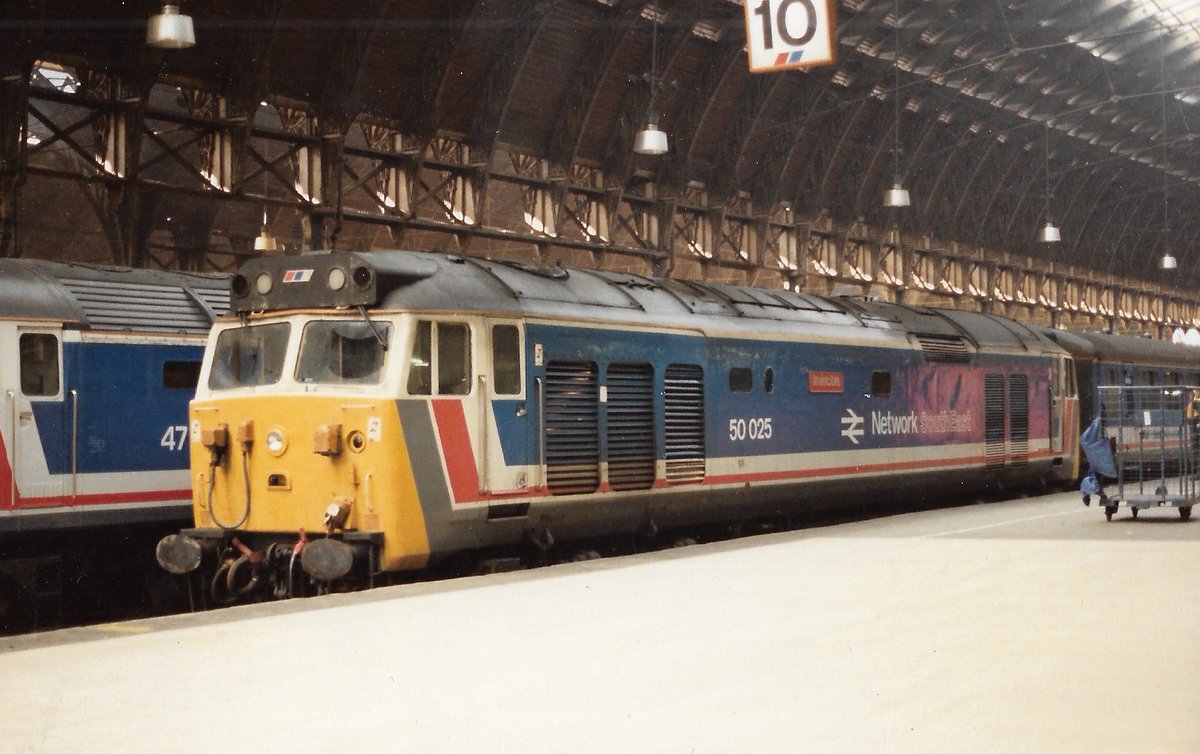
xmin=4 ymin=0 xmax=1200 ymax=334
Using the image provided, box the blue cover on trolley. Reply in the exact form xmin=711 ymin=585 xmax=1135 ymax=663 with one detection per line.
xmin=1080 ymin=415 xmax=1117 ymax=480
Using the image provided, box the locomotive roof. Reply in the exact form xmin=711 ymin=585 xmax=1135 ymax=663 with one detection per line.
xmin=1041 ymin=328 xmax=1200 ymax=369
xmin=232 ymin=250 xmax=1062 ymax=354
xmin=0 ymin=259 xmax=229 ymax=334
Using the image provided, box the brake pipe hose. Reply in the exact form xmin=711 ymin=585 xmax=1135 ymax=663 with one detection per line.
xmin=205 ymin=448 xmax=251 ymax=531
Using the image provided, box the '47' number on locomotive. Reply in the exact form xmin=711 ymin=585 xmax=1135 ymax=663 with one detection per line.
xmin=730 ymin=417 xmax=773 ymax=442
xmin=161 ymin=425 xmax=188 ymax=451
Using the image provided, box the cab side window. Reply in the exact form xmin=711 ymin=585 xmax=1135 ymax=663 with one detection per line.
xmin=408 ymin=321 xmax=433 ymax=395
xmin=437 ymin=323 xmax=471 ymax=395
xmin=408 ymin=320 xmax=473 ymax=396
xmin=20 ymin=333 xmax=60 ymax=397
xmin=492 ymin=324 xmax=522 ymax=395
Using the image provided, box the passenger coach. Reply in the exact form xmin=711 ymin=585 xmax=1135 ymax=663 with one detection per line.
xmin=159 ymin=250 xmax=1080 ymax=601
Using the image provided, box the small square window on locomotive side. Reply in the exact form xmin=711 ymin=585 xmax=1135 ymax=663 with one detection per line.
xmin=163 ymin=360 xmax=202 ymax=389
xmin=728 ymin=367 xmax=753 ymax=393
xmin=871 ymin=370 xmax=891 ymax=396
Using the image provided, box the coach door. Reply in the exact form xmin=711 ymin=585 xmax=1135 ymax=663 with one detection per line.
xmin=6 ymin=327 xmax=68 ymax=506
xmin=1050 ymin=356 xmax=1068 ymax=455
xmin=480 ymin=321 xmax=530 ymax=496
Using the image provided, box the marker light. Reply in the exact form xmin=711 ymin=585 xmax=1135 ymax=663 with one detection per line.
xmin=255 ymin=272 xmax=273 ymax=295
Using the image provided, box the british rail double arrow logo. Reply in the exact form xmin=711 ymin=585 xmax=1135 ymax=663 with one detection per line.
xmin=841 ymin=408 xmax=864 ymax=445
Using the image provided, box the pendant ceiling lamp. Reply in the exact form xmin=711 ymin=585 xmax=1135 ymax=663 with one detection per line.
xmin=147 ymin=5 xmax=195 ymax=49
xmin=634 ymin=13 xmax=668 ymax=156
xmin=254 ymin=209 xmax=278 ymax=253
xmin=1039 ymin=124 xmax=1061 ymax=243
xmin=1158 ymin=31 xmax=1176 ymax=273
xmin=883 ymin=0 xmax=909 ymax=208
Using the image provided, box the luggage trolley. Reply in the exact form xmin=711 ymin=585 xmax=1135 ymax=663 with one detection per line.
xmin=1094 ymin=385 xmax=1199 ymax=521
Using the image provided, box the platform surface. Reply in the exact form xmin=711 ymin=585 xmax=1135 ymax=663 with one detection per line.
xmin=1 ymin=492 xmax=1197 ymax=753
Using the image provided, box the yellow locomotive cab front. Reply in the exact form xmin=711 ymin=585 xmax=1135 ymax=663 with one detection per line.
xmin=190 ymin=394 xmax=430 ymax=570
xmin=157 ymin=299 xmax=433 ymax=600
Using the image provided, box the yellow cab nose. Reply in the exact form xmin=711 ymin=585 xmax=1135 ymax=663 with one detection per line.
xmin=190 ymin=396 xmax=431 ymax=571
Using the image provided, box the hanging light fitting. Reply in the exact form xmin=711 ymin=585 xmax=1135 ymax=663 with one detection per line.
xmin=254 ymin=209 xmax=278 ymax=253
xmin=634 ymin=114 xmax=669 ymax=156
xmin=883 ymin=183 xmax=910 ymax=208
xmin=147 ymin=5 xmax=196 ymax=49
xmin=1158 ymin=31 xmax=1176 ymax=274
xmin=633 ymin=12 xmax=668 ymax=156
xmin=883 ymin=0 xmax=909 ymax=208
xmin=1039 ymin=221 xmax=1062 ymax=244
xmin=1039 ymin=123 xmax=1061 ymax=243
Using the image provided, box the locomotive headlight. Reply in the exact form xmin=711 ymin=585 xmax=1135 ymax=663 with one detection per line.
xmin=255 ymin=272 xmax=273 ymax=295
xmin=266 ymin=428 xmax=287 ymax=456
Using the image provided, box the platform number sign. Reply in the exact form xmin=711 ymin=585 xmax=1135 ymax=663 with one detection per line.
xmin=744 ymin=0 xmax=837 ymax=73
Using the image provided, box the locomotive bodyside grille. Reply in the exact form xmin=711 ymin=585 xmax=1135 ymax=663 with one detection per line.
xmin=985 ymin=374 xmax=1006 ymax=470
xmin=544 ymin=360 xmax=601 ymax=495
xmin=1009 ymin=374 xmax=1029 ymax=466
xmin=606 ymin=363 xmax=655 ymax=491
xmin=664 ymin=364 xmax=705 ymax=483
xmin=916 ymin=334 xmax=970 ymax=364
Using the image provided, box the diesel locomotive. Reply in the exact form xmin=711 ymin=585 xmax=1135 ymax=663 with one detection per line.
xmin=158 ymin=249 xmax=1092 ymax=602
xmin=0 ymin=259 xmax=228 ymax=631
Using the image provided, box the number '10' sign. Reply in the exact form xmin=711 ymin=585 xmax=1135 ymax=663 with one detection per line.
xmin=743 ymin=0 xmax=837 ymax=73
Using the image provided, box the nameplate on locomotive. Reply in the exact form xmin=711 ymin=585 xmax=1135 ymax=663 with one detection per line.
xmin=808 ymin=371 xmax=844 ymax=393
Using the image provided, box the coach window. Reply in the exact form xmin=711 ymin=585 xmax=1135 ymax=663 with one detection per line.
xmin=492 ymin=324 xmax=521 ymax=395
xmin=729 ymin=367 xmax=753 ymax=393
xmin=871 ymin=371 xmax=892 ymax=397
xmin=763 ymin=367 xmax=775 ymax=394
xmin=19 ymin=333 xmax=60 ymax=397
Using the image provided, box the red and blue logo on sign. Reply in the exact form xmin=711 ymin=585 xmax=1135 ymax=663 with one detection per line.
xmin=282 ymin=269 xmax=314 ymax=283
xmin=774 ymin=50 xmax=806 ymax=66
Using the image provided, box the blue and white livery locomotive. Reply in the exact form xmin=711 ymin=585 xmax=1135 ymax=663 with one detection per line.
xmin=0 ymin=259 xmax=227 ymax=631
xmin=159 ymin=250 xmax=1081 ymax=601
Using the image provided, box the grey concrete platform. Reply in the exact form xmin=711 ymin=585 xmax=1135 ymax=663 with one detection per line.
xmin=1 ymin=491 xmax=1197 ymax=753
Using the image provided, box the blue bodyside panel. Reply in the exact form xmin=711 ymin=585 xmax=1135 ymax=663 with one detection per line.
xmin=491 ymin=322 xmax=1053 ymax=467
xmin=491 ymin=398 xmax=531 ymax=467
xmin=31 ymin=342 xmax=203 ymax=474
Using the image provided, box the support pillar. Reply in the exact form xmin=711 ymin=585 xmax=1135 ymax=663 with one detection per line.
xmin=0 ymin=73 xmax=29 ymax=258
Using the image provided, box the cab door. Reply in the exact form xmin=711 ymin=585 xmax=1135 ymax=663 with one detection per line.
xmin=409 ymin=317 xmax=531 ymax=503
xmin=8 ymin=327 xmax=68 ymax=506
xmin=480 ymin=321 xmax=530 ymax=496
